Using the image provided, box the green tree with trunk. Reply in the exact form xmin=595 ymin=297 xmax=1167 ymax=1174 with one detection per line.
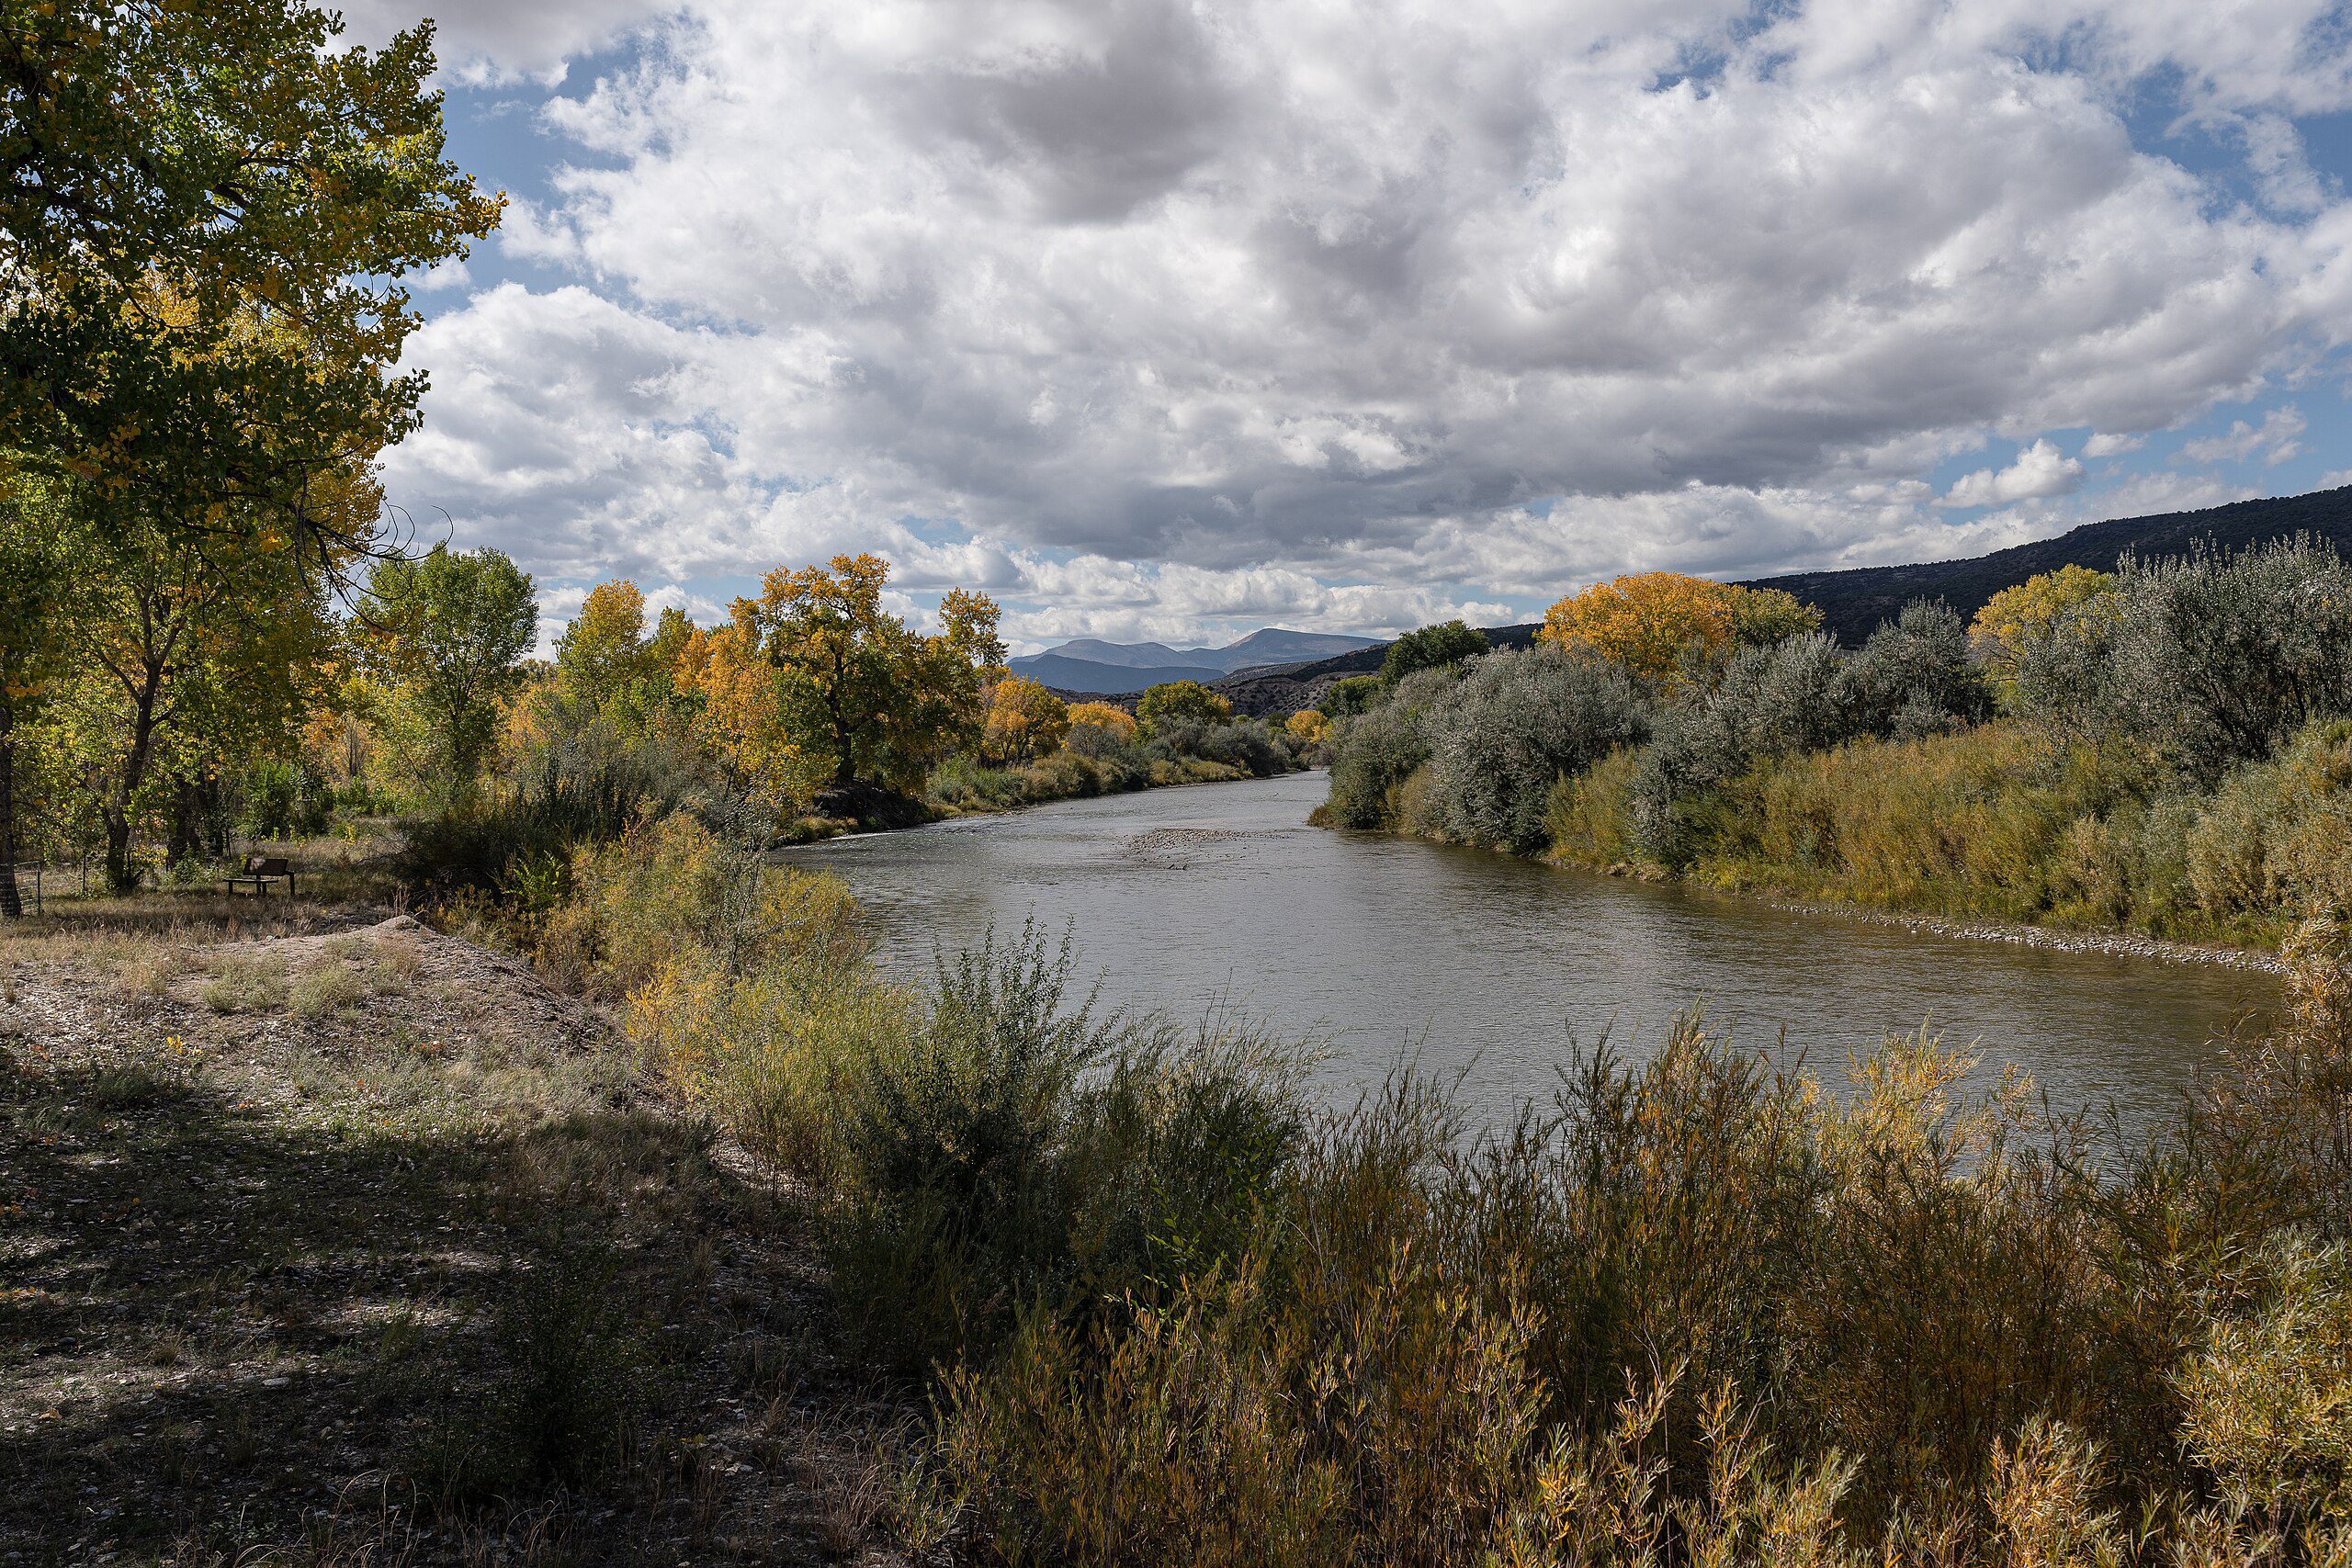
xmin=0 ymin=478 xmax=86 ymax=915
xmin=359 ymin=546 xmax=537 ymax=790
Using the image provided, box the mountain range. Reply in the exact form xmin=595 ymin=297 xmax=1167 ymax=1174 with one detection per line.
xmin=1008 ymin=628 xmax=1380 ymax=694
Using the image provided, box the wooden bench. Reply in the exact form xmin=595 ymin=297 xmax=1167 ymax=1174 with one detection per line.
xmin=225 ymin=855 xmax=296 ymax=897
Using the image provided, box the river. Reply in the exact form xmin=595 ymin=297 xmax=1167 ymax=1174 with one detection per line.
xmin=784 ymin=772 xmax=2279 ymax=1127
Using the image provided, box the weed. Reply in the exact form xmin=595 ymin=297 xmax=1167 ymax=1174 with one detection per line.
xmin=201 ymin=955 xmax=288 ymax=1014
xmin=289 ymin=962 xmax=365 ymax=1019
xmin=496 ymin=1243 xmax=646 ymax=1490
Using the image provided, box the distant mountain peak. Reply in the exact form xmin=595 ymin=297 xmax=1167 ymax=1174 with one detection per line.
xmin=1011 ymin=626 xmax=1380 ymax=681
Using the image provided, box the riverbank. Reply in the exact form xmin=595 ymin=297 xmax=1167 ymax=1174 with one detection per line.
xmin=537 ymin=817 xmax=2352 ymax=1564
xmin=1734 ymin=882 xmax=2285 ymax=972
xmin=27 ymin=811 xmax=2338 ymax=1564
xmin=1531 ymin=848 xmax=2290 ymax=974
xmin=922 ymin=749 xmax=1274 ymax=818
xmin=1526 ymin=719 xmax=2352 ymax=968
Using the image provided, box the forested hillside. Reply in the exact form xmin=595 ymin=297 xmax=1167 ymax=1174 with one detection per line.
xmin=1747 ymin=485 xmax=2352 ymax=642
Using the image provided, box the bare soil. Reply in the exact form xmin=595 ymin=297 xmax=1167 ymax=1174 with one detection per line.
xmin=0 ymin=899 xmax=922 ymax=1566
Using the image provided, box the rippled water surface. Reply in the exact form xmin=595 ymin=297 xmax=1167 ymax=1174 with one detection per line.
xmin=786 ymin=772 xmax=2279 ymax=1125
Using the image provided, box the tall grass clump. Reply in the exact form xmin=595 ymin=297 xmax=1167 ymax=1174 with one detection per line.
xmin=827 ymin=924 xmax=1311 ymax=1373
xmin=398 ymin=715 xmax=745 ymax=897
xmin=537 ymin=815 xmax=903 ymax=1180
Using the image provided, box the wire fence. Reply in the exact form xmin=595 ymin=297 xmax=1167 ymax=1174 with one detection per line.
xmin=3 ymin=857 xmax=97 ymax=917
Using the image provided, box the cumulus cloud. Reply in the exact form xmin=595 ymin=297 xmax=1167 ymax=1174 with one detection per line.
xmin=2082 ymin=431 xmax=2147 ymax=457
xmin=1939 ymin=440 xmax=2089 ymax=509
xmin=380 ymin=0 xmax=2352 ymax=638
xmin=339 ymin=0 xmax=676 ymax=84
xmin=2178 ymin=404 xmax=2309 ymax=465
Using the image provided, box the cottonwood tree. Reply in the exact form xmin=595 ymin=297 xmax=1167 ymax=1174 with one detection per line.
xmin=359 ymin=545 xmax=537 ymax=789
xmin=752 ymin=554 xmax=1003 ymax=792
xmin=983 ymin=678 xmax=1069 ymax=761
xmin=555 ymin=580 xmax=682 ymax=724
xmin=0 ymin=0 xmax=501 ymax=570
xmin=1969 ymin=566 xmax=2116 ymax=695
xmin=45 ymin=470 xmax=352 ymax=890
xmin=1541 ymin=573 xmax=1818 ymax=688
xmin=0 ymin=478 xmax=86 ymax=914
xmin=675 ymin=608 xmax=803 ymax=809
xmin=1136 ymin=681 xmax=1232 ymax=733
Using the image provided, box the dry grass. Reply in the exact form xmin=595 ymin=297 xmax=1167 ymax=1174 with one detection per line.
xmin=0 ymin=889 xmax=922 ymax=1565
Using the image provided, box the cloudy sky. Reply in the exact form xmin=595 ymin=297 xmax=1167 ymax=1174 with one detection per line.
xmin=345 ymin=0 xmax=2352 ymax=653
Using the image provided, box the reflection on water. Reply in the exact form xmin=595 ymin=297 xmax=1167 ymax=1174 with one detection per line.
xmin=785 ymin=772 xmax=2278 ymax=1128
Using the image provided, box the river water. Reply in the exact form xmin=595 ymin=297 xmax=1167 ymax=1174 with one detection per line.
xmin=785 ymin=772 xmax=2278 ymax=1127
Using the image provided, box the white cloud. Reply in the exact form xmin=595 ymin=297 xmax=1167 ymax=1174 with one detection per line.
xmin=1939 ymin=440 xmax=2088 ymax=509
xmin=379 ymin=0 xmax=2352 ymax=640
xmin=2178 ymin=404 xmax=2309 ymax=465
xmin=2082 ymin=431 xmax=2147 ymax=457
xmin=338 ymin=0 xmax=676 ymax=85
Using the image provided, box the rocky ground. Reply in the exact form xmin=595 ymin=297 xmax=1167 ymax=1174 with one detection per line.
xmin=0 ymin=895 xmax=932 ymax=1566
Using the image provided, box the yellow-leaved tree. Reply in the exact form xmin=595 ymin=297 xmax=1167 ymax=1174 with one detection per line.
xmin=554 ymin=581 xmax=662 ymax=717
xmin=673 ymin=608 xmax=806 ymax=811
xmin=1135 ymin=681 xmax=1233 ymax=734
xmin=1968 ymin=566 xmax=2117 ymax=691
xmin=1065 ymin=703 xmax=1139 ymax=751
xmin=749 ymin=555 xmax=1005 ymax=794
xmin=983 ymin=678 xmax=1070 ymax=762
xmin=1539 ymin=572 xmax=1819 ymax=686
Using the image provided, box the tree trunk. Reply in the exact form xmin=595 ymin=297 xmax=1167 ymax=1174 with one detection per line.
xmin=104 ymin=807 xmax=135 ymax=894
xmin=105 ymin=663 xmax=164 ymax=895
xmin=167 ymin=773 xmax=202 ymax=865
xmin=0 ymin=696 xmax=20 ymax=920
xmin=203 ymin=775 xmax=229 ymax=859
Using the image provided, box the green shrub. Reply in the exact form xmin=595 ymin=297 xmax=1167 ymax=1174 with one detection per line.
xmin=2016 ymin=538 xmax=2352 ymax=779
xmin=1380 ymin=619 xmax=1487 ymax=682
xmin=239 ymin=756 xmax=334 ymax=840
xmin=1320 ymin=666 xmax=1458 ymax=829
xmin=498 ymin=1243 xmax=647 ymax=1488
xmin=828 ymin=925 xmax=1308 ymax=1373
xmin=1419 ymin=645 xmax=1647 ymax=852
xmin=1318 ymin=673 xmax=1385 ymax=718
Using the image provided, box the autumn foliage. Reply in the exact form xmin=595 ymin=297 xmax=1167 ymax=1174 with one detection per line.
xmin=1968 ymin=564 xmax=2116 ymax=687
xmin=1540 ymin=572 xmax=1819 ymax=685
xmin=983 ymin=678 xmax=1071 ymax=761
xmin=1066 ymin=702 xmax=1139 ymax=743
xmin=1136 ymin=680 xmax=1233 ymax=731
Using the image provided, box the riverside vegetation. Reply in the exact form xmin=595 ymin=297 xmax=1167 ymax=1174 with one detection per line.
xmin=413 ymin=803 xmax=2352 ymax=1565
xmin=11 ymin=781 xmax=2350 ymax=1562
xmin=1322 ymin=542 xmax=2352 ymax=953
